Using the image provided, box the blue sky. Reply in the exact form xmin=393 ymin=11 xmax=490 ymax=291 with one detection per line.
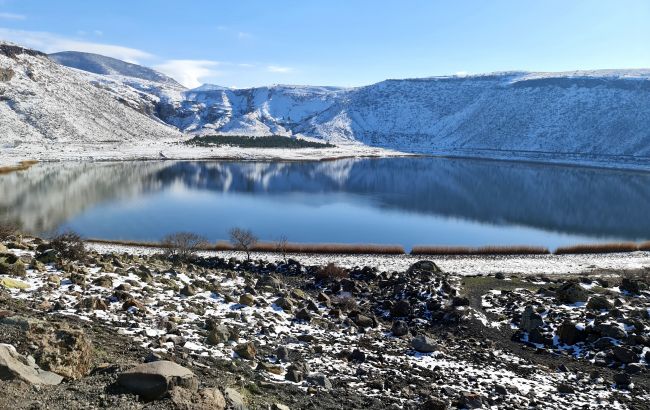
xmin=0 ymin=0 xmax=648 ymax=88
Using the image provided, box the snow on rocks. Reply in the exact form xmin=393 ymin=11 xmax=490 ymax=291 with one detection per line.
xmin=1 ymin=238 xmax=647 ymax=408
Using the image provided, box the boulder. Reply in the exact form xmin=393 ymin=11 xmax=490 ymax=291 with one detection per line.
xmin=0 ymin=344 xmax=63 ymax=385
xmin=36 ymin=249 xmax=57 ymax=264
xmin=169 ymin=387 xmax=226 ymax=410
xmin=306 ymin=372 xmax=332 ymax=389
xmin=520 ymin=306 xmax=544 ymax=332
xmin=353 ymin=314 xmax=374 ymax=328
xmin=407 ymin=260 xmax=442 ymax=274
xmin=233 ymin=342 xmax=256 ymax=360
xmin=612 ymin=346 xmax=638 ymax=364
xmin=390 ymin=300 xmax=411 ymax=317
xmin=255 ymin=275 xmax=282 ymax=291
xmin=0 ymin=253 xmax=26 ymax=277
xmin=586 ymin=296 xmax=612 ymax=310
xmin=238 ymin=293 xmax=255 ymax=306
xmin=206 ymin=325 xmax=230 ymax=345
xmin=92 ymin=275 xmax=113 ymax=288
xmin=556 ymin=282 xmax=588 ymax=304
xmin=224 ymin=387 xmax=247 ymax=410
xmin=595 ymin=323 xmax=627 ymax=339
xmin=118 ymin=361 xmax=198 ymax=400
xmin=391 ymin=320 xmax=409 ymax=337
xmin=274 ymin=297 xmax=295 ymax=312
xmin=411 ymin=335 xmax=438 ymax=353
xmin=0 ymin=277 xmax=29 ymax=290
xmin=29 ymin=323 xmax=93 ymax=380
xmin=620 ymin=278 xmax=641 ymax=294
xmin=181 ymin=284 xmax=197 ymax=297
xmin=613 ymin=372 xmax=631 ymax=386
xmin=557 ymin=321 xmax=586 ymax=345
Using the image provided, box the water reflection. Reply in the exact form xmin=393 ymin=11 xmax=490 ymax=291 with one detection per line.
xmin=1 ymin=158 xmax=649 ymax=247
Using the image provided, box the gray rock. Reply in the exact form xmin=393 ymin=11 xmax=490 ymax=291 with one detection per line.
xmin=556 ymin=282 xmax=588 ymax=304
xmin=407 ymin=260 xmax=442 ymax=274
xmin=206 ymin=325 xmax=230 ymax=345
xmin=613 ymin=372 xmax=631 ymax=386
xmin=224 ymin=387 xmax=247 ymax=410
xmin=170 ymin=387 xmax=226 ymax=410
xmin=520 ymin=305 xmax=544 ymax=332
xmin=391 ymin=320 xmax=409 ymax=337
xmin=586 ymin=295 xmax=612 ymax=310
xmin=612 ymin=346 xmax=637 ymax=364
xmin=557 ymin=321 xmax=586 ymax=345
xmin=411 ymin=335 xmax=438 ymax=353
xmin=118 ymin=360 xmax=198 ymax=400
xmin=0 ymin=344 xmax=63 ymax=385
xmin=306 ymin=372 xmax=332 ymax=389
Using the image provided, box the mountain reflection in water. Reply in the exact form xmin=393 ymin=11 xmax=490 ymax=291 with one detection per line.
xmin=1 ymin=158 xmax=648 ymax=248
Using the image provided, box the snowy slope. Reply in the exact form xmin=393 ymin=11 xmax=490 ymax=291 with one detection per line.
xmin=0 ymin=42 xmax=181 ymax=151
xmin=164 ymin=70 xmax=650 ymax=161
xmin=49 ymin=51 xmax=183 ymax=87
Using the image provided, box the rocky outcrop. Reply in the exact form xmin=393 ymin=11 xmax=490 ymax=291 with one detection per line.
xmin=0 ymin=344 xmax=63 ymax=385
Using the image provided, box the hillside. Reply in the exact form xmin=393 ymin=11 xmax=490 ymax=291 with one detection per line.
xmin=0 ymin=43 xmax=182 ymax=158
xmin=49 ymin=51 xmax=183 ymax=87
xmin=8 ymin=43 xmax=650 ymax=167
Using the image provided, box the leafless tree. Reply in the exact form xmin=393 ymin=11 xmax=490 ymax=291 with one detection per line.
xmin=229 ymin=227 xmax=258 ymax=261
xmin=275 ymin=235 xmax=289 ymax=263
xmin=161 ymin=232 xmax=208 ymax=261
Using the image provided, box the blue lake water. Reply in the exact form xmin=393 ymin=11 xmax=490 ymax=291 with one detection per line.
xmin=1 ymin=157 xmax=649 ymax=250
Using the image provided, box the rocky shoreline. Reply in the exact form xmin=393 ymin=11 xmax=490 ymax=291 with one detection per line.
xmin=0 ymin=236 xmax=649 ymax=409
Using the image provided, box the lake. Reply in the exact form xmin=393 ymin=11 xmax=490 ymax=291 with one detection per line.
xmin=1 ymin=157 xmax=649 ymax=250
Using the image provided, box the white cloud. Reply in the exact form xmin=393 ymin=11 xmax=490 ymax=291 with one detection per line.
xmin=0 ymin=12 xmax=25 ymax=20
xmin=455 ymin=71 xmax=469 ymax=77
xmin=155 ymin=60 xmax=221 ymax=88
xmin=0 ymin=27 xmax=151 ymax=63
xmin=93 ymin=30 xmax=103 ymax=37
xmin=237 ymin=31 xmax=252 ymax=40
xmin=267 ymin=65 xmax=293 ymax=73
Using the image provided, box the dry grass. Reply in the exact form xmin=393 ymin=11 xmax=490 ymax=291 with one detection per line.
xmin=87 ymin=238 xmax=405 ymax=255
xmin=554 ymin=242 xmax=640 ymax=255
xmin=252 ymin=242 xmax=405 ymax=255
xmin=0 ymin=160 xmax=38 ymax=175
xmin=638 ymin=241 xmax=650 ymax=252
xmin=411 ymin=245 xmax=550 ymax=256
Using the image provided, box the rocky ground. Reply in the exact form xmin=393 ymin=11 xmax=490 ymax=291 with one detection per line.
xmin=0 ymin=236 xmax=649 ymax=409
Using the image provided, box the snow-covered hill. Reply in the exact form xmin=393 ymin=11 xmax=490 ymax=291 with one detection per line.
xmin=0 ymin=42 xmax=182 ymax=153
xmin=156 ymin=69 xmax=650 ymax=163
xmin=49 ymin=51 xmax=183 ymax=87
xmin=8 ymin=43 xmax=650 ymax=167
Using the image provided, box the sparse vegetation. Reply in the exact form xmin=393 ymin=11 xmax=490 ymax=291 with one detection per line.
xmin=161 ymin=232 xmax=208 ymax=261
xmin=229 ymin=228 xmax=259 ymax=261
xmin=411 ymin=245 xmax=550 ymax=255
xmin=0 ymin=221 xmax=20 ymax=241
xmin=50 ymin=231 xmax=86 ymax=260
xmin=185 ymin=134 xmax=335 ymax=149
xmin=554 ymin=242 xmax=639 ymax=255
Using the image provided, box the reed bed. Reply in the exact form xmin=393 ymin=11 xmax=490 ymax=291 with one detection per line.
xmin=411 ymin=245 xmax=550 ymax=256
xmin=88 ymin=238 xmax=406 ymax=255
xmin=554 ymin=242 xmax=640 ymax=255
xmin=0 ymin=160 xmax=38 ymax=175
xmin=638 ymin=241 xmax=650 ymax=252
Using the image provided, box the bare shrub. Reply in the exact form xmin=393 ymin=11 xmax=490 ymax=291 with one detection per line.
xmin=316 ymin=262 xmax=348 ymax=281
xmin=229 ymin=228 xmax=258 ymax=261
xmin=161 ymin=232 xmax=208 ymax=261
xmin=276 ymin=235 xmax=289 ymax=262
xmin=554 ymin=242 xmax=639 ymax=255
xmin=50 ymin=231 xmax=86 ymax=260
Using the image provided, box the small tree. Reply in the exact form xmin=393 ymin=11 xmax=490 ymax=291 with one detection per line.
xmin=229 ymin=228 xmax=258 ymax=262
xmin=161 ymin=232 xmax=208 ymax=261
xmin=50 ymin=230 xmax=86 ymax=260
xmin=276 ymin=235 xmax=289 ymax=263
